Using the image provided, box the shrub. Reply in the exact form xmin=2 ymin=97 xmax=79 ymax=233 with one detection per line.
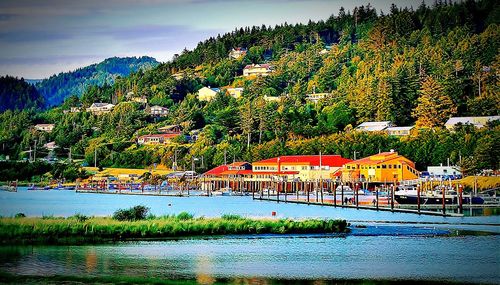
xmin=176 ymin=212 xmax=193 ymax=220
xmin=14 ymin=213 xmax=25 ymax=218
xmin=221 ymin=214 xmax=243 ymax=220
xmin=72 ymin=214 xmax=89 ymax=222
xmin=113 ymin=205 xmax=150 ymax=221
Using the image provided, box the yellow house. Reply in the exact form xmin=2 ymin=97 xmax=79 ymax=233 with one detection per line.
xmin=342 ymin=151 xmax=419 ymax=183
xmin=243 ymin=64 xmax=272 ymax=77
xmin=197 ymin=87 xmax=221 ymax=101
xmin=252 ymin=155 xmax=352 ymax=181
xmin=225 ymin=87 xmax=244 ymax=99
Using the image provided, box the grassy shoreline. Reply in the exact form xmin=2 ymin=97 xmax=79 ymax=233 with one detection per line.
xmin=0 ymin=214 xmax=348 ymax=245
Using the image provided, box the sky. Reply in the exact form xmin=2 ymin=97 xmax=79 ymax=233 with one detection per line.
xmin=0 ymin=0 xmax=423 ymax=79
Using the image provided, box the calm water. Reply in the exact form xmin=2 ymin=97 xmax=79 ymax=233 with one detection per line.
xmin=1 ymin=188 xmax=500 ymax=283
xmin=1 ymin=188 xmax=499 ymax=232
xmin=0 ymin=234 xmax=499 ymax=283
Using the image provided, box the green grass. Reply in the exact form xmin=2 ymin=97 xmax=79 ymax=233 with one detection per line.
xmin=0 ymin=214 xmax=348 ymax=245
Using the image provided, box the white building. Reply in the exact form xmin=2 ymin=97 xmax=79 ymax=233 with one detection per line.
xmin=87 ymin=103 xmax=115 ymax=115
xmin=305 ymin=93 xmax=330 ymax=103
xmin=445 ymin=116 xmax=500 ymax=130
xmin=229 ymin=48 xmax=247 ymax=59
xmin=355 ymin=121 xmax=393 ymax=132
xmin=386 ymin=126 xmax=414 ymax=136
xmin=225 ymin=87 xmax=244 ymax=99
xmin=149 ymin=105 xmax=169 ymax=117
xmin=34 ymin=124 xmax=55 ymax=132
xmin=427 ymin=165 xmax=462 ymax=179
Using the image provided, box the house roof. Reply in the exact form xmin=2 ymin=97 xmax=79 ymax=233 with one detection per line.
xmin=204 ymin=165 xmax=228 ymax=176
xmin=356 ymin=121 xmax=392 ymax=131
xmin=253 ymin=155 xmax=352 ymax=167
xmin=138 ymin=133 xmax=179 ymax=139
xmin=386 ymin=126 xmax=414 ymax=131
xmin=227 ymin=161 xmax=250 ymax=167
xmin=346 ymin=152 xmax=414 ymax=166
xmin=90 ymin=103 xmax=114 ymax=108
xmin=220 ymin=169 xmax=254 ymax=175
xmin=244 ymin=64 xmax=271 ymax=69
xmin=150 ymin=105 xmax=168 ymax=110
xmin=445 ymin=116 xmax=500 ymax=127
xmin=34 ymin=124 xmax=54 ymax=127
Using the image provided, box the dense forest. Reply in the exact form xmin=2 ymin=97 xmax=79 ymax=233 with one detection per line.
xmin=35 ymin=56 xmax=159 ymax=106
xmin=0 ymin=0 xmax=499 ymax=181
xmin=0 ymin=76 xmax=44 ymax=112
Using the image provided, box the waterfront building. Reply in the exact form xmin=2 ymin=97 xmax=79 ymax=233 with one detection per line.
xmin=197 ymin=86 xmax=221 ymax=101
xmin=243 ymin=64 xmax=272 ymax=77
xmin=426 ymin=165 xmax=462 ymax=179
xmin=342 ymin=150 xmax=419 ymax=183
xmin=355 ymin=121 xmax=393 ymax=132
xmin=33 ymin=123 xmax=55 ymax=132
xmin=444 ymin=116 xmax=500 ymax=130
xmin=252 ymin=155 xmax=352 ymax=181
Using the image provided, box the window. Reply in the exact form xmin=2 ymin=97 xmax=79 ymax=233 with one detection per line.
xmin=376 ymin=165 xmax=380 ymax=169
xmin=388 ymin=165 xmax=392 ymax=169
xmin=382 ymin=165 xmax=386 ymax=169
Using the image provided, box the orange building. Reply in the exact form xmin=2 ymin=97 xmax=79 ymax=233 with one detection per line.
xmin=342 ymin=151 xmax=419 ymax=183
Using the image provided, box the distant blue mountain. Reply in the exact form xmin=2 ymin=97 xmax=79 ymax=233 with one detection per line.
xmin=36 ymin=56 xmax=159 ymax=106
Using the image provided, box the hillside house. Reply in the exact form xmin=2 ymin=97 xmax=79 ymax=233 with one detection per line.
xmin=197 ymin=86 xmax=221 ymax=101
xmin=158 ymin=125 xmax=182 ymax=134
xmin=386 ymin=126 xmax=414 ymax=137
xmin=137 ymin=133 xmax=180 ymax=145
xmin=34 ymin=124 xmax=55 ymax=132
xmin=445 ymin=116 xmax=500 ymax=130
xmin=263 ymin=95 xmax=281 ymax=102
xmin=243 ymin=64 xmax=272 ymax=77
xmin=148 ymin=105 xmax=169 ymax=117
xmin=87 ymin=103 xmax=115 ymax=115
xmin=355 ymin=121 xmax=393 ymax=132
xmin=229 ymin=48 xmax=247 ymax=59
xmin=225 ymin=87 xmax=244 ymax=99
xmin=305 ymin=93 xmax=330 ymax=103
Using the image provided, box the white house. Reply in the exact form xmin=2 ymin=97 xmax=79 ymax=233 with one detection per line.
xmin=386 ymin=126 xmax=414 ymax=136
xmin=305 ymin=93 xmax=330 ymax=103
xmin=87 ymin=103 xmax=115 ymax=115
xmin=355 ymin=121 xmax=393 ymax=132
xmin=197 ymin=87 xmax=221 ymax=101
xmin=34 ymin=124 xmax=55 ymax=132
xmin=243 ymin=64 xmax=272 ymax=77
xmin=229 ymin=48 xmax=247 ymax=59
xmin=445 ymin=116 xmax=500 ymax=130
xmin=149 ymin=105 xmax=169 ymax=117
xmin=43 ymin=141 xmax=58 ymax=151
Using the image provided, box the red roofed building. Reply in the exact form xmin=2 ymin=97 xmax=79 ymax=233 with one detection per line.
xmin=252 ymin=155 xmax=352 ymax=181
xmin=137 ymin=133 xmax=180 ymax=145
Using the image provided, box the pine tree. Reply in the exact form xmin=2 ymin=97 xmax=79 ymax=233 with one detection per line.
xmin=413 ymin=76 xmax=457 ymax=127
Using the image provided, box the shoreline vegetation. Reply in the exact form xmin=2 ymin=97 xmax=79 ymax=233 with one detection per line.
xmin=0 ymin=208 xmax=348 ymax=245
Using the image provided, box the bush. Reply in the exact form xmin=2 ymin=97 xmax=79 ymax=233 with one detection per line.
xmin=14 ymin=213 xmax=25 ymax=218
xmin=72 ymin=213 xmax=89 ymax=222
xmin=176 ymin=212 xmax=193 ymax=220
xmin=221 ymin=214 xmax=242 ymax=220
xmin=113 ymin=205 xmax=150 ymax=221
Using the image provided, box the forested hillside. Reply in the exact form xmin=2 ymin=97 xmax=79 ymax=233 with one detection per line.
xmin=0 ymin=0 xmax=498 ymax=178
xmin=0 ymin=76 xmax=44 ymax=112
xmin=36 ymin=56 xmax=159 ymax=106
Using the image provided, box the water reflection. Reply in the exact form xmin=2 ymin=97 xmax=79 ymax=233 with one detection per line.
xmin=0 ymin=233 xmax=498 ymax=284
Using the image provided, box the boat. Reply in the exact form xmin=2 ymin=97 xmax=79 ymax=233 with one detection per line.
xmin=210 ymin=190 xmax=223 ymax=196
xmin=394 ymin=187 xmax=484 ymax=205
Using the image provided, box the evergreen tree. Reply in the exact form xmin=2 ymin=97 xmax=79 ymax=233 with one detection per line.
xmin=413 ymin=76 xmax=457 ymax=127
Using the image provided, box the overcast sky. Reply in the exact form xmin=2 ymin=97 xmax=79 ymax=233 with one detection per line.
xmin=0 ymin=0 xmax=423 ymax=79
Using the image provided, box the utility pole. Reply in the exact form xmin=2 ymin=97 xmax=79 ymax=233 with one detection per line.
xmin=224 ymin=149 xmax=227 ymax=165
xmin=94 ymin=147 xmax=97 ymax=168
xmin=354 ymin=150 xmax=360 ymax=161
xmin=33 ymin=140 xmax=37 ymax=162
